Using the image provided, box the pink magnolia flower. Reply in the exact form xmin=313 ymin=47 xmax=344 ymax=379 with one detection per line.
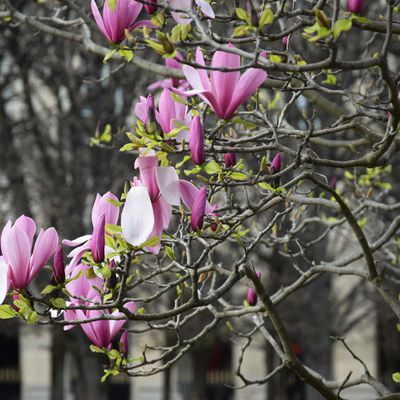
xmin=167 ymin=0 xmax=215 ymax=25
xmin=63 ymin=192 xmax=120 ymax=273
xmin=0 ymin=216 xmax=59 ymax=290
xmin=189 ymin=115 xmax=205 ymax=165
xmin=91 ymin=0 xmax=153 ymax=44
xmin=175 ymin=46 xmax=267 ymax=119
xmin=135 ymin=89 xmax=191 ymax=141
xmin=347 ymin=0 xmax=363 ymax=13
xmin=76 ymin=301 xmax=136 ymax=348
xmin=0 ymin=256 xmax=9 ymax=305
xmin=121 ymin=153 xmax=214 ymax=253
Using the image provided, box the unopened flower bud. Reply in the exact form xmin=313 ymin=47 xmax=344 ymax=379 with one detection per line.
xmin=247 ymin=272 xmax=261 ymax=306
xmin=191 ymin=187 xmax=207 ymax=231
xmin=144 ymin=0 xmax=157 ymax=14
xmin=53 ymin=245 xmax=65 ymax=284
xmin=189 ymin=116 xmax=205 ymax=165
xmin=224 ymin=152 xmax=237 ymax=168
xmin=91 ymin=215 xmax=105 ymax=263
xmin=347 ymin=0 xmax=363 ymax=13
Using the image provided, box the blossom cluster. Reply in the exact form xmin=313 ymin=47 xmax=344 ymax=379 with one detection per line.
xmin=0 ymin=0 xmax=280 ymax=361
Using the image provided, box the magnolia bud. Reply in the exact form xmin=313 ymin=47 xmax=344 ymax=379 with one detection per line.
xmin=191 ymin=187 xmax=207 ymax=231
xmin=144 ymin=0 xmax=157 ymax=14
xmin=223 ymin=152 xmax=237 ymax=168
xmin=347 ymin=0 xmax=363 ymax=13
xmin=247 ymin=272 xmax=261 ymax=306
xmin=52 ymin=245 xmax=65 ymax=284
xmin=91 ymin=215 xmax=105 ymax=263
xmin=189 ymin=116 xmax=205 ymax=165
xmin=270 ymin=153 xmax=282 ymax=188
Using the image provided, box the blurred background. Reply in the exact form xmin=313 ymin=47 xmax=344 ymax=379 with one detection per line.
xmin=1 ymin=1 xmax=400 ymax=400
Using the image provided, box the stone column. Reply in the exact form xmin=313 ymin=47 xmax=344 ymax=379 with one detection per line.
xmin=20 ymin=325 xmax=52 ymax=400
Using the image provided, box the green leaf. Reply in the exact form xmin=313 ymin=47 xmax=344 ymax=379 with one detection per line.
xmin=333 ymin=18 xmax=352 ymax=39
xmin=165 ymin=245 xmax=175 ymax=260
xmin=103 ymin=48 xmax=116 ymax=64
xmin=118 ymin=48 xmax=134 ymax=62
xmin=259 ymin=7 xmax=274 ymax=28
xmin=105 ymin=224 xmax=122 ymax=235
xmin=230 ymin=172 xmax=248 ymax=181
xmin=0 ymin=305 xmax=16 ymax=319
xmin=322 ymin=69 xmax=337 ymax=85
xmin=204 ymin=161 xmax=222 ymax=175
xmin=232 ymin=25 xmax=252 ymax=38
xmin=26 ymin=310 xmax=38 ymax=324
xmin=50 ymin=298 xmax=67 ymax=309
xmin=235 ymin=8 xmax=251 ymax=25
xmin=269 ymin=54 xmax=282 ymax=63
xmin=90 ymin=345 xmax=105 ymax=354
xmin=41 ymin=284 xmax=57 ymax=295
xmin=119 ymin=143 xmax=136 ymax=152
xmin=393 ymin=372 xmax=400 ymax=383
xmin=139 ymin=236 xmax=160 ymax=248
xmin=108 ymin=349 xmax=121 ymax=360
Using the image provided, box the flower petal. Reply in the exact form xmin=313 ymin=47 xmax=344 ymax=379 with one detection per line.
xmin=179 ymin=180 xmax=214 ymax=214
xmin=62 ymin=235 xmax=92 ymax=248
xmin=5 ymin=225 xmax=31 ymax=289
xmin=91 ymin=191 xmax=120 ymax=227
xmin=91 ymin=0 xmax=110 ymax=41
xmin=29 ymin=227 xmax=59 ymax=281
xmin=14 ymin=216 xmax=36 ymax=250
xmin=224 ymin=68 xmax=267 ymax=119
xmin=210 ymin=47 xmax=241 ymax=117
xmin=156 ymin=167 xmax=181 ymax=206
xmin=121 ymin=186 xmax=155 ymax=247
xmin=0 ymin=257 xmax=9 ymax=305
xmin=195 ymin=0 xmax=215 ymax=18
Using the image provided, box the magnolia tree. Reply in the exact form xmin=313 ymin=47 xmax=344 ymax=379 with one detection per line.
xmin=1 ymin=0 xmax=400 ymax=398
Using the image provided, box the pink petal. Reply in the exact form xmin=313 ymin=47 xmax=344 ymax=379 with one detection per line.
xmin=195 ymin=48 xmax=212 ymax=91
xmin=169 ymin=0 xmax=192 ymax=24
xmin=29 ymin=227 xmax=59 ymax=281
xmin=109 ymin=301 xmax=135 ymax=339
xmin=210 ymin=47 xmax=241 ymax=117
xmin=91 ymin=0 xmax=110 ymax=41
xmin=1 ymin=221 xmax=12 ymax=263
xmin=121 ymin=186 xmax=155 ymax=247
xmin=5 ymin=226 xmax=31 ymax=289
xmin=224 ymin=68 xmax=267 ymax=119
xmin=135 ymin=155 xmax=160 ymax=202
xmin=91 ymin=192 xmax=120 ymax=227
xmin=195 ymin=0 xmax=215 ymax=18
xmin=62 ymin=235 xmax=92 ymax=248
xmin=156 ymin=167 xmax=181 ymax=206
xmin=14 ymin=216 xmax=36 ymax=250
xmin=179 ymin=180 xmax=214 ymax=214
xmin=0 ymin=257 xmax=9 ymax=305
xmin=146 ymin=197 xmax=172 ymax=254
xmin=156 ymin=89 xmax=177 ymax=133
